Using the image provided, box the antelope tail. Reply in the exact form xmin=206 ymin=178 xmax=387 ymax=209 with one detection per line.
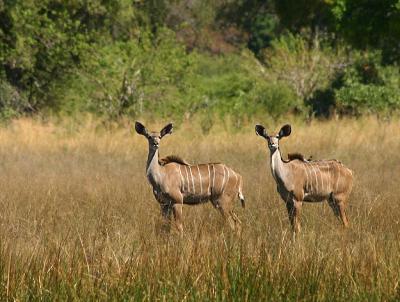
xmin=238 ymin=177 xmax=245 ymax=208
xmin=239 ymin=191 xmax=245 ymax=208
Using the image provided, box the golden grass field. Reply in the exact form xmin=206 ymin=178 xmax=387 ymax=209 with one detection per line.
xmin=0 ymin=117 xmax=399 ymax=301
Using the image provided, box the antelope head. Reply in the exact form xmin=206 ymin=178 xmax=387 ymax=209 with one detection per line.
xmin=135 ymin=121 xmax=173 ymax=150
xmin=255 ymin=124 xmax=291 ymax=152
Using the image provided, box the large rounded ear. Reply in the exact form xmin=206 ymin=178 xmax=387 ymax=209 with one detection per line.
xmin=278 ymin=124 xmax=291 ymax=138
xmin=160 ymin=123 xmax=173 ymax=138
xmin=135 ymin=121 xmax=149 ymax=137
xmin=255 ymin=124 xmax=268 ymax=139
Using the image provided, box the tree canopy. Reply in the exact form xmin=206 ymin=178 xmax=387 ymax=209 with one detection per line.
xmin=1 ymin=0 xmax=399 ymax=123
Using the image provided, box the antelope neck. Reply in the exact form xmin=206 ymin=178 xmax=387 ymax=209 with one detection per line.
xmin=146 ymin=146 xmax=163 ymax=184
xmin=270 ymin=147 xmax=288 ymax=183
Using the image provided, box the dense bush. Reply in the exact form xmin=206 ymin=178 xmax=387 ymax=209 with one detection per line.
xmin=334 ymin=52 xmax=400 ymax=115
xmin=1 ymin=0 xmax=400 ymax=125
xmin=262 ymin=33 xmax=346 ymax=102
xmin=54 ymin=30 xmax=301 ymax=125
xmin=0 ymin=80 xmax=28 ymax=120
xmin=57 ymin=28 xmax=194 ymax=119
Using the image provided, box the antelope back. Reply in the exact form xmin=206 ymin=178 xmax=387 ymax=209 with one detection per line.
xmin=300 ymin=160 xmax=353 ymax=195
xmin=178 ymin=163 xmax=240 ymax=198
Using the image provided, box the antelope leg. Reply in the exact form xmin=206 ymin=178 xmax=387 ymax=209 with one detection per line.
xmin=217 ymin=194 xmax=238 ymax=230
xmin=328 ymin=193 xmax=350 ymax=227
xmin=335 ymin=196 xmax=350 ymax=227
xmin=286 ymin=198 xmax=302 ymax=233
xmin=158 ymin=202 xmax=172 ymax=233
xmin=327 ymin=193 xmax=341 ymax=220
xmin=172 ymin=203 xmax=184 ymax=234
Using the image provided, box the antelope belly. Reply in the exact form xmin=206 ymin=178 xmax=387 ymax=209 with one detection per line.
xmin=183 ymin=194 xmax=209 ymax=205
xmin=303 ymin=193 xmax=327 ymax=202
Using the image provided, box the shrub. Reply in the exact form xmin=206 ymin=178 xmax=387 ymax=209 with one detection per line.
xmin=262 ymin=33 xmax=346 ymax=105
xmin=57 ymin=28 xmax=195 ymax=119
xmin=185 ymin=51 xmax=301 ymax=127
xmin=0 ymin=81 xmax=29 ymax=120
xmin=334 ymin=51 xmax=400 ymax=115
xmin=252 ymin=82 xmax=301 ymax=119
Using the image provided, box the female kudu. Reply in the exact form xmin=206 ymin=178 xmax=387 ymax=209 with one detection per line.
xmin=255 ymin=124 xmax=353 ymax=233
xmin=135 ymin=122 xmax=245 ymax=233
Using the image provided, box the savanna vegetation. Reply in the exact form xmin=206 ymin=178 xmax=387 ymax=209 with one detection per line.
xmin=0 ymin=118 xmax=399 ymax=301
xmin=1 ymin=1 xmax=400 ymax=301
xmin=1 ymin=0 xmax=400 ymax=125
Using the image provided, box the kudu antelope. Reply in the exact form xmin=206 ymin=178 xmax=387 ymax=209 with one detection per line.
xmin=255 ymin=124 xmax=353 ymax=233
xmin=135 ymin=122 xmax=245 ymax=233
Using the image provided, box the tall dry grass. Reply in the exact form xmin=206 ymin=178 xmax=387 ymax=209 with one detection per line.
xmin=0 ymin=117 xmax=399 ymax=301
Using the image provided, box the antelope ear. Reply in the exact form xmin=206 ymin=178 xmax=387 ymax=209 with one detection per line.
xmin=255 ymin=124 xmax=268 ymax=139
xmin=278 ymin=124 xmax=291 ymax=138
xmin=160 ymin=123 xmax=173 ymax=138
xmin=135 ymin=121 xmax=149 ymax=137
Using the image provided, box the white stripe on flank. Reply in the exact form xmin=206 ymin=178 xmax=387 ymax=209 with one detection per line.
xmin=305 ymin=163 xmax=313 ymax=193
xmin=233 ymin=169 xmax=238 ymax=190
xmin=302 ymin=164 xmax=309 ymax=192
xmin=189 ymin=166 xmax=195 ymax=194
xmin=184 ymin=166 xmax=190 ymax=193
xmin=178 ymin=165 xmax=184 ymax=191
xmin=335 ymin=163 xmax=341 ymax=193
xmin=207 ymin=164 xmax=211 ymax=195
xmin=315 ymin=165 xmax=321 ymax=192
xmin=226 ymin=167 xmax=230 ymax=193
xmin=221 ymin=165 xmax=226 ymax=193
xmin=326 ymin=163 xmax=331 ymax=192
xmin=316 ymin=165 xmax=324 ymax=193
xmin=321 ymin=162 xmax=329 ymax=193
xmin=310 ymin=164 xmax=319 ymax=192
xmin=212 ymin=164 xmax=216 ymax=194
xmin=197 ymin=165 xmax=203 ymax=195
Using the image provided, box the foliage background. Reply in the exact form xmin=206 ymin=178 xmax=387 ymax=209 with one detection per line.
xmin=1 ymin=0 xmax=400 ymax=126
xmin=1 ymin=2 xmax=400 ymax=300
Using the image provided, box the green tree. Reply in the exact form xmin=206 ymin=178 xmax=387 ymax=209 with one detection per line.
xmin=332 ymin=0 xmax=400 ymax=63
xmin=0 ymin=0 xmax=141 ymax=114
xmin=218 ymin=0 xmax=278 ymax=54
xmin=274 ymin=0 xmax=334 ymax=33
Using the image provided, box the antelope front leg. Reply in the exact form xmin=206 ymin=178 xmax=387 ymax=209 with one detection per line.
xmin=168 ymin=191 xmax=184 ymax=234
xmin=172 ymin=203 xmax=183 ymax=234
xmin=160 ymin=203 xmax=172 ymax=233
xmin=286 ymin=199 xmax=302 ymax=233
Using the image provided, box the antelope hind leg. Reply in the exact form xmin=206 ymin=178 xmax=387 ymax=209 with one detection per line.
xmin=230 ymin=210 xmax=242 ymax=234
xmin=218 ymin=194 xmax=243 ymax=231
xmin=335 ymin=195 xmax=350 ymax=227
xmin=327 ymin=193 xmax=341 ymax=221
xmin=329 ymin=193 xmax=350 ymax=227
